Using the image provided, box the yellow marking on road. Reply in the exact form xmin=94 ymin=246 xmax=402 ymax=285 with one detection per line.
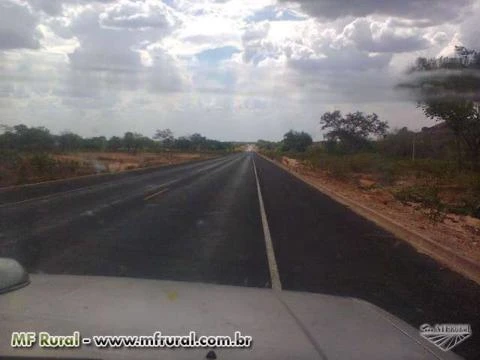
xmin=144 ymin=188 xmax=169 ymax=201
xmin=166 ymin=290 xmax=178 ymax=301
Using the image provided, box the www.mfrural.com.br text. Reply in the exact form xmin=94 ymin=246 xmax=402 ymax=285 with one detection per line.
xmin=11 ymin=331 xmax=253 ymax=349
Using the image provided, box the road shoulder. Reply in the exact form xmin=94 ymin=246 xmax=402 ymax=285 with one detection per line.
xmin=257 ymin=153 xmax=480 ymax=286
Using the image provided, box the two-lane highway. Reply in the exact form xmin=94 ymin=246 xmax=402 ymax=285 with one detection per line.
xmin=1 ymin=152 xmax=480 ymax=358
xmin=1 ymin=153 xmax=269 ymax=287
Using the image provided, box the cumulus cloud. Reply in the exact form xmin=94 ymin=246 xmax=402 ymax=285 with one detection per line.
xmin=242 ymin=22 xmax=278 ymax=64
xmin=27 ymin=0 xmax=116 ymax=16
xmin=0 ymin=0 xmax=182 ymax=122
xmin=64 ymin=8 xmax=143 ymax=72
xmin=278 ymin=0 xmax=473 ymax=25
xmin=228 ymin=15 xmax=422 ymax=108
xmin=458 ymin=1 xmax=480 ymax=48
xmin=289 ymin=50 xmax=391 ymax=73
xmin=338 ymin=18 xmax=430 ymax=53
xmin=234 ymin=13 xmax=439 ymax=105
xmin=0 ymin=0 xmax=478 ymax=140
xmin=146 ymin=47 xmax=186 ymax=93
xmin=100 ymin=1 xmax=179 ymax=30
xmin=239 ymin=19 xmax=394 ymax=72
xmin=48 ymin=3 xmax=185 ymax=97
xmin=0 ymin=0 xmax=41 ymax=49
xmin=27 ymin=0 xmax=65 ymax=16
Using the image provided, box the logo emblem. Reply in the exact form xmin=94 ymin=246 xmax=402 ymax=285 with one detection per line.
xmin=420 ymin=324 xmax=472 ymax=351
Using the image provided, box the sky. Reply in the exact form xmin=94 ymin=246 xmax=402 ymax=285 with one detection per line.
xmin=0 ymin=0 xmax=479 ymax=141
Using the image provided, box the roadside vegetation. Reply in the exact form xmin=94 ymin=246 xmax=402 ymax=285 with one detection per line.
xmin=257 ymin=46 xmax=480 ymax=222
xmin=0 ymin=126 xmax=235 ymax=187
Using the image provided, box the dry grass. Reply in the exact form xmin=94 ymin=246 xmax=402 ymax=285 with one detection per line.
xmin=277 ymin=154 xmax=480 ymax=264
xmin=290 ymin=152 xmax=480 ymax=217
xmin=54 ymin=152 xmax=211 ymax=173
xmin=0 ymin=151 xmax=215 ymax=187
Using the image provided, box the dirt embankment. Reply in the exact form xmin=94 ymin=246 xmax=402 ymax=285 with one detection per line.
xmin=278 ymin=155 xmax=480 ymax=267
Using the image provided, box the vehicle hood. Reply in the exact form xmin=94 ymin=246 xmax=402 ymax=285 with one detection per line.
xmin=0 ymin=274 xmax=461 ymax=359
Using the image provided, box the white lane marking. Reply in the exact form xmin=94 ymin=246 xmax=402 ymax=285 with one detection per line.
xmin=252 ymin=156 xmax=282 ymax=291
xmin=144 ymin=188 xmax=169 ymax=201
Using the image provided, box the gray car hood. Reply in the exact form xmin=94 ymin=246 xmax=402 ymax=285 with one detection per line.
xmin=0 ymin=274 xmax=460 ymax=359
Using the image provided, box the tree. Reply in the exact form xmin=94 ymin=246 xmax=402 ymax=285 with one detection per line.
xmin=256 ymin=140 xmax=277 ymax=151
xmin=123 ymin=132 xmax=137 ymax=152
xmin=0 ymin=124 xmax=233 ymax=155
xmin=58 ymin=132 xmax=83 ymax=152
xmin=174 ymin=136 xmax=191 ymax=150
xmin=153 ymin=128 xmax=174 ymax=147
xmin=419 ymin=99 xmax=480 ymax=168
xmin=83 ymin=136 xmax=107 ymax=151
xmin=0 ymin=124 xmax=55 ymax=151
xmin=320 ymin=111 xmax=388 ymax=153
xmin=189 ymin=133 xmax=207 ymax=150
xmin=107 ymin=136 xmax=123 ymax=151
xmin=380 ymin=127 xmax=416 ymax=158
xmin=123 ymin=133 xmax=153 ymax=153
xmin=400 ymin=46 xmax=480 ymax=169
xmin=282 ymin=130 xmax=313 ymax=152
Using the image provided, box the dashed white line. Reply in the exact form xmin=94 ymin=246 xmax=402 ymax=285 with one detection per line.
xmin=252 ymin=155 xmax=282 ymax=291
xmin=144 ymin=188 xmax=169 ymax=201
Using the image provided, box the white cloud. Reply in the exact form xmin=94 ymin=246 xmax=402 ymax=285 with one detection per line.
xmin=0 ymin=0 xmax=478 ymax=141
xmin=459 ymin=1 xmax=480 ymax=49
xmin=278 ymin=0 xmax=474 ymax=25
xmin=100 ymin=0 xmax=179 ymax=30
xmin=0 ymin=0 xmax=41 ymax=49
xmin=54 ymin=4 xmax=185 ymax=97
xmin=338 ymin=18 xmax=430 ymax=53
xmin=66 ymin=7 xmax=143 ymax=71
xmin=27 ymin=0 xmax=116 ymax=16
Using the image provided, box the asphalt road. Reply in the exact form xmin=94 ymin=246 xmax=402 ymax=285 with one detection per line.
xmin=1 ymin=152 xmax=480 ymax=358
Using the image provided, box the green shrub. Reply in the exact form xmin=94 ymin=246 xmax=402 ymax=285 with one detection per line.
xmin=328 ymin=161 xmax=350 ymax=180
xmin=450 ymin=174 xmax=480 ymax=215
xmin=409 ymin=159 xmax=456 ymax=179
xmin=261 ymin=149 xmax=282 ymax=162
xmin=272 ymin=148 xmax=480 ymax=218
xmin=346 ymin=153 xmax=380 ymax=172
xmin=393 ymin=184 xmax=446 ymax=223
xmin=30 ymin=153 xmax=56 ymax=174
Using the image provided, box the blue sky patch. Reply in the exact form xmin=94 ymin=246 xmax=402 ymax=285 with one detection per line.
xmin=248 ymin=5 xmax=306 ymax=22
xmin=196 ymin=46 xmax=241 ymax=64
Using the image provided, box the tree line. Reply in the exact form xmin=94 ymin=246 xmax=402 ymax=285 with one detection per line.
xmin=0 ymin=125 xmax=234 ymax=153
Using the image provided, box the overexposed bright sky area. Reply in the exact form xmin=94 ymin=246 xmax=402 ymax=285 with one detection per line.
xmin=1 ymin=0 xmax=479 ymax=141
